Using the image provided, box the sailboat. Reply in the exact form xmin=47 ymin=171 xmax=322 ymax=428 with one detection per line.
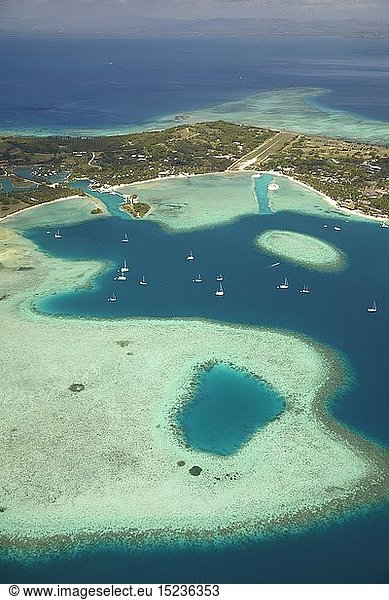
xmin=139 ymin=275 xmax=147 ymax=286
xmin=107 ymin=292 xmax=117 ymax=302
xmin=116 ymin=271 xmax=127 ymax=281
xmin=186 ymin=251 xmax=195 ymax=261
xmin=214 ymin=283 xmax=225 ymax=296
xmin=122 ymin=233 xmax=129 ymax=243
xmin=300 ymin=284 xmax=310 ymax=294
xmin=277 ymin=277 xmax=289 ymax=289
xmin=367 ymin=300 xmax=377 ymax=313
xmin=121 ymin=259 xmax=129 ymax=273
xmin=193 ymin=274 xmax=203 ymax=283
xmin=54 ymin=228 xmax=61 ymax=239
xmin=216 ymin=273 xmax=224 ymax=281
xmin=334 ymin=224 xmax=342 ymax=231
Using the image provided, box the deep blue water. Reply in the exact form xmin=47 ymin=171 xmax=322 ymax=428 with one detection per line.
xmin=2 ymin=506 xmax=389 ymax=583
xmin=177 ymin=363 xmax=285 ymax=456
xmin=23 ymin=209 xmax=389 ymax=444
xmin=1 ymin=36 xmax=389 ymax=134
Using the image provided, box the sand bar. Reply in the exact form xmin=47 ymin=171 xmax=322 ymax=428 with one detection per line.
xmin=255 ymin=229 xmax=347 ymax=272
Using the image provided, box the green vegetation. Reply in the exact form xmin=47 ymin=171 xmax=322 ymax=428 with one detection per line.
xmin=261 ymin=135 xmax=389 ymax=218
xmin=0 ymin=121 xmax=272 ymax=218
xmin=121 ymin=201 xmax=150 ymax=218
xmin=0 ymin=120 xmax=273 ymax=182
xmin=0 ymin=184 xmax=86 ymax=218
xmin=1 ymin=121 xmax=388 ymax=219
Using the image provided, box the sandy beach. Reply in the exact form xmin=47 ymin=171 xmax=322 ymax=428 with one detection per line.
xmin=0 ymin=194 xmax=108 ymax=226
xmin=263 ymin=170 xmax=388 ymax=224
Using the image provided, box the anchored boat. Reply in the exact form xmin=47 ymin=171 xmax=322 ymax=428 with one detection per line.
xmin=367 ymin=300 xmax=378 ymax=313
xmin=277 ymin=277 xmax=289 ymax=290
xmin=214 ymin=283 xmax=225 ymax=296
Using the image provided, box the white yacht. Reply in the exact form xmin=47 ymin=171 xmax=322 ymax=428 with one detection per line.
xmin=216 ymin=274 xmax=224 ymax=281
xmin=46 ymin=230 xmax=51 ymax=234
xmin=139 ymin=275 xmax=147 ymax=286
xmin=107 ymin=292 xmax=117 ymax=302
xmin=121 ymin=260 xmax=129 ymax=273
xmin=54 ymin=229 xmax=61 ymax=239
xmin=268 ymin=181 xmax=280 ymax=191
xmin=186 ymin=251 xmax=195 ymax=261
xmin=214 ymin=283 xmax=225 ymax=296
xmin=277 ymin=277 xmax=289 ymax=290
xmin=300 ymin=284 xmax=310 ymax=294
xmin=334 ymin=224 xmax=342 ymax=231
xmin=323 ymin=224 xmax=328 ymax=228
xmin=193 ymin=274 xmax=203 ymax=283
xmin=122 ymin=233 xmax=129 ymax=243
xmin=367 ymin=300 xmax=378 ymax=313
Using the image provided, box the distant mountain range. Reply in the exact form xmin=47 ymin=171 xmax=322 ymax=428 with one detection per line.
xmin=1 ymin=17 xmax=388 ymax=38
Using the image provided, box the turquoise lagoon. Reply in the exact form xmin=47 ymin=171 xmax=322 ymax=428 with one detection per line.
xmin=177 ymin=363 xmax=285 ymax=456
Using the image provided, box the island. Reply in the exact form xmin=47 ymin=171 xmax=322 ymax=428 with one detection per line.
xmin=1 ymin=121 xmax=388 ymax=220
xmin=120 ymin=194 xmax=151 ymax=218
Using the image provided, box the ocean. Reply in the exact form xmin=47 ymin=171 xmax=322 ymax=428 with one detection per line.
xmin=0 ymin=36 xmax=389 ymax=136
xmin=1 ymin=35 xmax=389 ymax=583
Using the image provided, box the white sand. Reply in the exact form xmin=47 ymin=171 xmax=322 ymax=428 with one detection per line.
xmin=255 ymin=229 xmax=347 ymax=272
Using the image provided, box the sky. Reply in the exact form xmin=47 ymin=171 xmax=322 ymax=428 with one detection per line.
xmin=1 ymin=0 xmax=388 ymax=32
